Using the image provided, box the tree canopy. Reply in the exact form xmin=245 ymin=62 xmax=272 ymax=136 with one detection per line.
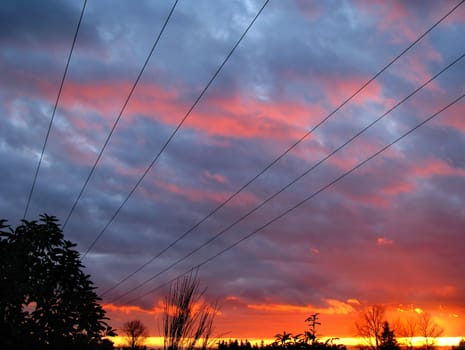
xmin=123 ymin=319 xmax=148 ymax=350
xmin=0 ymin=214 xmax=115 ymax=349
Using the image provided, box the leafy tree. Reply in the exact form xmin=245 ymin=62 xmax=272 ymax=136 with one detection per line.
xmin=0 ymin=214 xmax=115 ymax=350
xmin=162 ymin=271 xmax=217 ymax=350
xmin=354 ymin=305 xmax=386 ymax=350
xmin=274 ymin=331 xmax=293 ymax=347
xmin=123 ymin=319 xmax=148 ymax=350
xmin=379 ymin=322 xmax=400 ymax=350
xmin=305 ymin=313 xmax=321 ymax=344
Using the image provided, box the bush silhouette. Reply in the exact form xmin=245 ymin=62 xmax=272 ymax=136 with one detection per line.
xmin=0 ymin=214 xmax=115 ymax=349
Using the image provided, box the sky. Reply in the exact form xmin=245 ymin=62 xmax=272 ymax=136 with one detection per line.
xmin=1 ymin=0 xmax=465 ymax=342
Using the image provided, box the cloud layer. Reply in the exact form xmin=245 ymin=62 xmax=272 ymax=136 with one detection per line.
xmin=1 ymin=0 xmax=465 ymax=339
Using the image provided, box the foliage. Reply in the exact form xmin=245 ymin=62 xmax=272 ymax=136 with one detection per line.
xmin=0 ymin=214 xmax=115 ymax=350
xmin=218 ymin=338 xmax=345 ymax=350
xmin=274 ymin=331 xmax=293 ymax=347
xmin=379 ymin=322 xmax=399 ymax=350
xmin=305 ymin=313 xmax=321 ymax=344
xmin=269 ymin=314 xmax=345 ymax=350
xmin=162 ymin=271 xmax=217 ymax=350
xmin=123 ymin=319 xmax=148 ymax=350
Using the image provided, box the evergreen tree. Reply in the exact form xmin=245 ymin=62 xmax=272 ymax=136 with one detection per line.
xmin=379 ymin=322 xmax=400 ymax=350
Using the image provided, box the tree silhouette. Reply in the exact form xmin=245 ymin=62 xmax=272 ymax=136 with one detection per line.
xmin=354 ymin=305 xmax=386 ymax=350
xmin=379 ymin=322 xmax=400 ymax=350
xmin=397 ymin=316 xmax=417 ymax=350
xmin=123 ymin=319 xmax=148 ymax=350
xmin=417 ymin=312 xmax=444 ymax=350
xmin=305 ymin=313 xmax=321 ymax=344
xmin=274 ymin=331 xmax=293 ymax=347
xmin=0 ymin=214 xmax=115 ymax=350
xmin=452 ymin=339 xmax=465 ymax=350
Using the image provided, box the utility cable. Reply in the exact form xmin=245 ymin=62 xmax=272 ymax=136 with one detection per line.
xmin=63 ymin=0 xmax=179 ymax=229
xmin=124 ymin=90 xmax=465 ymax=304
xmin=23 ymin=0 xmax=88 ymax=219
xmin=99 ymin=0 xmax=464 ymax=296
xmin=81 ymin=0 xmax=270 ymax=259
xmin=108 ymin=52 xmax=465 ymax=303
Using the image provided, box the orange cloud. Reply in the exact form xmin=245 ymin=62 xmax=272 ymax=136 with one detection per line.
xmin=103 ymin=302 xmax=163 ymax=316
xmin=247 ymin=299 xmax=355 ymax=316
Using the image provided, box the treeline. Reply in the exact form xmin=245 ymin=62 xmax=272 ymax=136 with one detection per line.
xmin=218 ymin=339 xmax=346 ymax=350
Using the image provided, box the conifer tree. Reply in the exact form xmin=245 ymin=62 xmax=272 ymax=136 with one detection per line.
xmin=379 ymin=322 xmax=400 ymax=350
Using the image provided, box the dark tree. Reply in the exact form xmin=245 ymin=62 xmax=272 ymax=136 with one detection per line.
xmin=305 ymin=313 xmax=321 ymax=344
xmin=417 ymin=312 xmax=444 ymax=350
xmin=379 ymin=322 xmax=400 ymax=350
xmin=452 ymin=339 xmax=465 ymax=350
xmin=274 ymin=331 xmax=293 ymax=347
xmin=0 ymin=214 xmax=115 ymax=350
xmin=354 ymin=305 xmax=386 ymax=350
xmin=123 ymin=319 xmax=148 ymax=350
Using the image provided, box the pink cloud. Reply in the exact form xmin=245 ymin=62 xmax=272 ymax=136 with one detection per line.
xmin=413 ymin=158 xmax=465 ymax=178
xmin=392 ymin=46 xmax=443 ymax=89
xmin=321 ymin=75 xmax=384 ymax=107
xmin=436 ymin=102 xmax=465 ymax=133
xmin=37 ymin=76 xmax=330 ymax=144
xmin=382 ymin=181 xmax=415 ymax=196
xmin=294 ymin=1 xmax=323 ymax=21
xmin=355 ymin=0 xmax=419 ymax=44
xmin=186 ymin=93 xmax=327 ymax=141
xmin=140 ymin=177 xmax=258 ymax=207
xmin=204 ymin=170 xmax=227 ymax=184
xmin=377 ymin=237 xmax=394 ymax=246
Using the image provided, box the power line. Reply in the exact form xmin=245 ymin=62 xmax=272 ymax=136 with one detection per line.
xmin=81 ymin=0 xmax=271 ymax=259
xmin=23 ymin=0 xmax=88 ymax=219
xmin=99 ymin=0 xmax=464 ymax=297
xmin=108 ymin=52 xmax=464 ymax=303
xmin=63 ymin=0 xmax=179 ymax=229
xmin=125 ymin=90 xmax=465 ymax=304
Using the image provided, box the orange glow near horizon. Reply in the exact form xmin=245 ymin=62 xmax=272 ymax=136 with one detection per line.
xmin=103 ymin=300 xmax=465 ymax=343
xmin=107 ymin=336 xmax=465 ymax=349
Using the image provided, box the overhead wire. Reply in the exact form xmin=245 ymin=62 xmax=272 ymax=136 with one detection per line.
xmin=108 ymin=51 xmax=465 ymax=303
xmin=63 ymin=0 xmax=179 ymax=229
xmin=23 ymin=0 xmax=88 ymax=219
xmin=81 ymin=0 xmax=271 ymax=260
xmin=125 ymin=89 xmax=465 ymax=304
xmin=99 ymin=0 xmax=465 ymax=297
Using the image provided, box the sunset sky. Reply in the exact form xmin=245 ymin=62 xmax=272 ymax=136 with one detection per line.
xmin=1 ymin=0 xmax=465 ymax=342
